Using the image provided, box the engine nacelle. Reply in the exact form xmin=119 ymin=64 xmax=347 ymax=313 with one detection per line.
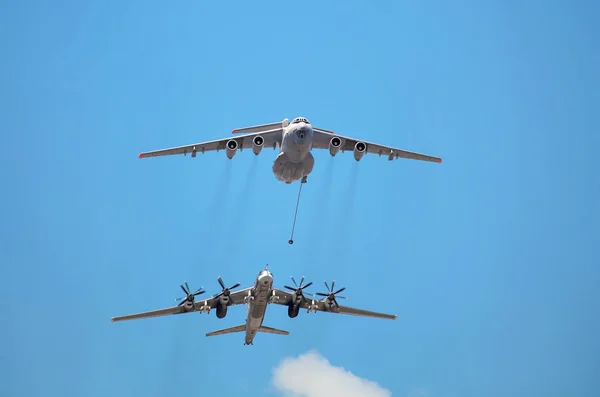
xmin=252 ymin=135 xmax=264 ymax=155
xmin=287 ymin=304 xmax=300 ymax=318
xmin=353 ymin=141 xmax=366 ymax=161
xmin=329 ymin=136 xmax=342 ymax=157
xmin=225 ymin=139 xmax=238 ymax=159
xmin=216 ymin=303 xmax=228 ymax=319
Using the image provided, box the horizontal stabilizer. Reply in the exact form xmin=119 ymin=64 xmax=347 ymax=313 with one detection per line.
xmin=232 ymin=122 xmax=282 ymax=134
xmin=257 ymin=325 xmax=289 ymax=335
xmin=206 ymin=324 xmax=246 ymax=337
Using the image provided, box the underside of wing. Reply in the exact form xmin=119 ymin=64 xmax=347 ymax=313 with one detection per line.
xmin=311 ymin=128 xmax=442 ymax=163
xmin=138 ymin=128 xmax=283 ymax=159
xmin=271 ymin=288 xmax=396 ymax=320
xmin=300 ymin=298 xmax=397 ymax=320
xmin=110 ymin=297 xmax=215 ymax=322
xmin=111 ymin=286 xmax=254 ymax=323
xmin=335 ymin=305 xmax=397 ymax=320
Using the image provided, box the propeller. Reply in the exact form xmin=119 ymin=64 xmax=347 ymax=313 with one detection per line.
xmin=175 ymin=281 xmax=205 ymax=306
xmin=284 ymin=276 xmax=313 ymax=298
xmin=213 ymin=276 xmax=241 ymax=299
xmin=315 ymin=280 xmax=347 ymax=308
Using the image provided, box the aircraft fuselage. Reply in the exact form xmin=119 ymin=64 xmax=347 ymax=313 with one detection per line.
xmin=243 ymin=270 xmax=274 ymax=345
xmin=272 ymin=121 xmax=315 ymax=184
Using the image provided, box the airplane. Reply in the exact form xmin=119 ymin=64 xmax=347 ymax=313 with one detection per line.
xmin=110 ymin=265 xmax=397 ymax=345
xmin=138 ymin=117 xmax=442 ymax=184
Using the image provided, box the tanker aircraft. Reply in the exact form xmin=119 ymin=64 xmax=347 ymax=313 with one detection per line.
xmin=138 ymin=117 xmax=442 ymax=184
xmin=111 ymin=265 xmax=397 ymax=345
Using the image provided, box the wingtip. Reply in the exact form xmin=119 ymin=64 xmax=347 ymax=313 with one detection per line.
xmin=138 ymin=153 xmax=143 ymax=159
xmin=231 ymin=129 xmax=237 ymax=134
xmin=438 ymin=158 xmax=442 ymax=163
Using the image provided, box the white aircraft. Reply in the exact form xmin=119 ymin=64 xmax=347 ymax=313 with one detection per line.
xmin=111 ymin=265 xmax=397 ymax=345
xmin=138 ymin=117 xmax=442 ymax=184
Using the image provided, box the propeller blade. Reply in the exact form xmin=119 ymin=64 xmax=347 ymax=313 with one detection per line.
xmin=333 ymin=298 xmax=340 ymax=308
xmin=291 ymin=276 xmax=298 ymax=288
xmin=217 ymin=277 xmax=226 ymax=290
xmin=184 ymin=281 xmax=190 ymax=293
xmin=193 ymin=290 xmax=205 ymax=296
xmin=284 ymin=285 xmax=296 ymax=291
xmin=336 ymin=296 xmax=347 ymax=300
xmin=299 ymin=276 xmax=305 ymax=288
xmin=213 ymin=291 xmax=224 ymax=299
xmin=331 ymin=280 xmax=336 ymax=292
xmin=316 ymin=292 xmax=328 ymax=297
xmin=177 ymin=300 xmax=186 ymax=307
xmin=301 ymin=281 xmax=313 ymax=289
xmin=180 ymin=285 xmax=188 ymax=295
xmin=229 ymin=282 xmax=241 ymax=290
xmin=333 ymin=287 xmax=346 ymax=295
xmin=324 ymin=281 xmax=330 ymax=292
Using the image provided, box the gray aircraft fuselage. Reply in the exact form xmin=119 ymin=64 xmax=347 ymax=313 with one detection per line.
xmin=242 ymin=269 xmax=275 ymax=345
xmin=272 ymin=120 xmax=315 ymax=184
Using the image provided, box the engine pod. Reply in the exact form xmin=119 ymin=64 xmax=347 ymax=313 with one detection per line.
xmin=353 ymin=141 xmax=366 ymax=161
xmin=226 ymin=139 xmax=238 ymax=159
xmin=252 ymin=135 xmax=264 ymax=155
xmin=329 ymin=136 xmax=342 ymax=156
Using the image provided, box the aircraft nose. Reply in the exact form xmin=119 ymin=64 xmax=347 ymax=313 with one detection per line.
xmin=260 ymin=273 xmax=273 ymax=285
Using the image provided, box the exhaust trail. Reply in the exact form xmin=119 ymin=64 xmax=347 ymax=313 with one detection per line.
xmin=224 ymin=156 xmax=259 ymax=260
xmin=302 ymin=157 xmax=335 ymax=263
xmin=194 ymin=161 xmax=233 ymax=269
xmin=328 ymin=162 xmax=360 ymax=272
xmin=158 ymin=162 xmax=234 ymax=393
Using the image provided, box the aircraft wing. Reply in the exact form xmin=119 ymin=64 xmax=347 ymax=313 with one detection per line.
xmin=270 ymin=288 xmax=397 ymax=320
xmin=110 ymin=287 xmax=253 ymax=322
xmin=311 ymin=128 xmax=442 ymax=163
xmin=138 ymin=128 xmax=283 ymax=158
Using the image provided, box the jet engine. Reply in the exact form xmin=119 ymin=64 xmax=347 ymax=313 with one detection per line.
xmin=329 ymin=136 xmax=342 ymax=157
xmin=225 ymin=139 xmax=238 ymax=159
xmin=216 ymin=302 xmax=228 ymax=319
xmin=353 ymin=141 xmax=366 ymax=161
xmin=252 ymin=135 xmax=264 ymax=155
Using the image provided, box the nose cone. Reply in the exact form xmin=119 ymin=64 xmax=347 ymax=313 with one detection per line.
xmin=295 ymin=126 xmax=313 ymax=141
xmin=259 ymin=272 xmax=273 ymax=285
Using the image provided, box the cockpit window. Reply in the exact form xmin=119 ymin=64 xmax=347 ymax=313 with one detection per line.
xmin=292 ymin=117 xmax=310 ymax=124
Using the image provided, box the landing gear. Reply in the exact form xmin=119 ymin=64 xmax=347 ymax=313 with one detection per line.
xmin=301 ymin=175 xmax=308 ymax=184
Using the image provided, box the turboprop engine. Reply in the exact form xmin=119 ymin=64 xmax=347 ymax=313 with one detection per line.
xmin=225 ymin=139 xmax=238 ymax=159
xmin=252 ymin=135 xmax=264 ymax=155
xmin=353 ymin=141 xmax=366 ymax=161
xmin=329 ymin=136 xmax=342 ymax=157
xmin=213 ymin=276 xmax=241 ymax=319
xmin=216 ymin=302 xmax=228 ymax=318
xmin=284 ymin=276 xmax=313 ymax=318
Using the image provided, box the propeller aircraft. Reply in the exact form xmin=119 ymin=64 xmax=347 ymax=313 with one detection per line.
xmin=111 ymin=265 xmax=396 ymax=345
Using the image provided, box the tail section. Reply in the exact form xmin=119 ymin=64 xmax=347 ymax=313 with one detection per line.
xmin=206 ymin=324 xmax=246 ymax=337
xmin=257 ymin=325 xmax=289 ymax=336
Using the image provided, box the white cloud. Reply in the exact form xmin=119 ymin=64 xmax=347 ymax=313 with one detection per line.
xmin=270 ymin=350 xmax=392 ymax=397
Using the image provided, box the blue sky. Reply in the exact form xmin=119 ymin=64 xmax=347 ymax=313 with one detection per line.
xmin=1 ymin=0 xmax=599 ymax=396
